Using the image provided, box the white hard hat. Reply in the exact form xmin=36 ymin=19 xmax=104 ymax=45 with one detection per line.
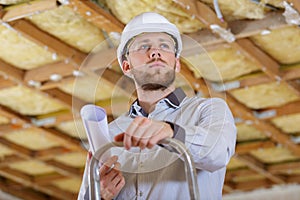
xmin=117 ymin=12 xmax=182 ymax=69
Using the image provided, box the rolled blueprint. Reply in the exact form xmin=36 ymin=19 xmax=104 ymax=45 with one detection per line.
xmin=80 ymin=104 xmax=110 ymax=154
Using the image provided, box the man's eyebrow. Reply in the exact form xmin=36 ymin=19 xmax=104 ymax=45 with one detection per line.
xmin=135 ymin=38 xmax=173 ymax=43
xmin=135 ymin=38 xmax=150 ymax=43
xmin=159 ymin=37 xmax=173 ymax=41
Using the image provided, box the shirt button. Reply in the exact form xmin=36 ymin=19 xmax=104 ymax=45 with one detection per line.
xmin=139 ymin=191 xmax=143 ymax=197
xmin=139 ymin=162 xmax=143 ymax=168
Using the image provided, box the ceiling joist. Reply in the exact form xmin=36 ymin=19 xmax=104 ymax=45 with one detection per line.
xmin=1 ymin=0 xmax=57 ymax=22
xmin=9 ymin=19 xmax=87 ymax=65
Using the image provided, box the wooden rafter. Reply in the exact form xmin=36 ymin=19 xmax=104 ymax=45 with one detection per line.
xmin=210 ymin=66 xmax=300 ymax=92
xmin=0 ymin=136 xmax=82 ymax=179
xmin=173 ymin=0 xmax=227 ymax=28
xmin=43 ymin=88 xmax=87 ymax=112
xmin=254 ymin=100 xmax=300 ymax=119
xmin=236 ymin=141 xmax=275 ymax=154
xmin=9 ymin=19 xmax=87 ymax=65
xmin=234 ymin=179 xmax=272 ymax=191
xmin=287 ymin=0 xmax=300 ymax=14
xmin=236 ymin=154 xmax=285 ymax=184
xmin=0 ymin=58 xmax=24 ymax=83
xmin=61 ymin=0 xmax=124 ymax=32
xmin=234 ymin=39 xmax=280 ymax=81
xmin=0 ymin=76 xmax=16 ymax=89
xmin=1 ymin=0 xmax=57 ymax=22
xmin=0 ymin=176 xmax=56 ymax=200
xmin=0 ymin=105 xmax=83 ymax=152
xmin=0 ymin=169 xmax=75 ymax=200
xmin=268 ymin=161 xmax=300 ymax=174
xmin=186 ymin=11 xmax=289 ymax=49
xmin=223 ymin=94 xmax=300 ymax=156
xmin=229 ymin=12 xmax=289 ymax=38
xmin=24 ymin=61 xmax=78 ymax=83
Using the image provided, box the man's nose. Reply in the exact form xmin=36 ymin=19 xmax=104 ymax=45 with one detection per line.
xmin=150 ymin=48 xmax=161 ymax=58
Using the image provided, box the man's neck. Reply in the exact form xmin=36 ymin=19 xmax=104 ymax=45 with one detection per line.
xmin=136 ymin=85 xmax=175 ymax=114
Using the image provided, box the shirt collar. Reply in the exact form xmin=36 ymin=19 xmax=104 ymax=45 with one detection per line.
xmin=129 ymin=88 xmax=186 ymax=117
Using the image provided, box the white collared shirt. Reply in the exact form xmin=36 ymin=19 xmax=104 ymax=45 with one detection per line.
xmin=78 ymin=88 xmax=237 ymax=200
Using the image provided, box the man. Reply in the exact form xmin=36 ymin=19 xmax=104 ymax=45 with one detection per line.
xmin=78 ymin=12 xmax=236 ymax=200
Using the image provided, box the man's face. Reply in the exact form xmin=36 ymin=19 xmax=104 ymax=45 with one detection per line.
xmin=123 ymin=32 xmax=180 ymax=91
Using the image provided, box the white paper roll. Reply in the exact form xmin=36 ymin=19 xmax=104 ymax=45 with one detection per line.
xmin=80 ymin=104 xmax=110 ymax=154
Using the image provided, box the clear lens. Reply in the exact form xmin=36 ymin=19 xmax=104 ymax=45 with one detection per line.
xmin=127 ymin=40 xmax=176 ymax=55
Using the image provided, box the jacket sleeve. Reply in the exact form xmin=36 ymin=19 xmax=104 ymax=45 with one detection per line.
xmin=169 ymin=98 xmax=237 ymax=172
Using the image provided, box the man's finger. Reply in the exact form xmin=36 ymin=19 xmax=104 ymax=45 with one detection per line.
xmin=124 ymin=117 xmax=144 ymax=149
xmin=114 ymin=133 xmax=124 ymax=142
xmin=99 ymin=156 xmax=118 ymax=176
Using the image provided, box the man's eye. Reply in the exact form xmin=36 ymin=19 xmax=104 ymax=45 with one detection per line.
xmin=139 ymin=44 xmax=150 ymax=50
xmin=160 ymin=43 xmax=170 ymax=49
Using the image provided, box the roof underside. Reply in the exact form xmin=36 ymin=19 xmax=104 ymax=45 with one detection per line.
xmin=0 ymin=0 xmax=300 ymax=199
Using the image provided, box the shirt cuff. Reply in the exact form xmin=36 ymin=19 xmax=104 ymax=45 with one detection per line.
xmin=165 ymin=121 xmax=186 ymax=143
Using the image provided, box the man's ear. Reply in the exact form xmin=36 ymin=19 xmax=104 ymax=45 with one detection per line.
xmin=175 ymin=58 xmax=181 ymax=73
xmin=122 ymin=60 xmax=131 ymax=73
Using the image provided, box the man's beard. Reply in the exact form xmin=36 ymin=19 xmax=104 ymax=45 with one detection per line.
xmin=131 ymin=63 xmax=176 ymax=91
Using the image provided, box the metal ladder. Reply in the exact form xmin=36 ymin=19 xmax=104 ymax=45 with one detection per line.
xmin=89 ymin=138 xmax=200 ymax=200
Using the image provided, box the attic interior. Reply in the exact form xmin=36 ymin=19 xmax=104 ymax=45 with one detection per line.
xmin=0 ymin=0 xmax=300 ymax=199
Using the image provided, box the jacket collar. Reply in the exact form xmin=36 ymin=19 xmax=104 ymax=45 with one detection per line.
xmin=129 ymin=88 xmax=186 ymax=117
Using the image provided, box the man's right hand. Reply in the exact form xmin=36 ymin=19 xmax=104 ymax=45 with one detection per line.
xmin=99 ymin=155 xmax=125 ymax=200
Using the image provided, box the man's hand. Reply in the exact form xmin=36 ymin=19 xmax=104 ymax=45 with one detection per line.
xmin=114 ymin=116 xmax=173 ymax=150
xmin=99 ymin=155 xmax=125 ymax=200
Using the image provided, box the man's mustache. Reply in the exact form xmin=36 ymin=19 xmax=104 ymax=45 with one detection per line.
xmin=146 ymin=58 xmax=167 ymax=65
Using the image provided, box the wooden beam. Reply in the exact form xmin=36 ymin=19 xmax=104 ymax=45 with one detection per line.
xmin=0 ymin=5 xmax=4 ymax=19
xmin=0 ymin=169 xmax=74 ymax=200
xmin=95 ymin=68 xmax=136 ymax=98
xmin=229 ymin=12 xmax=289 ymax=38
xmin=0 ymin=176 xmax=54 ymax=200
xmin=236 ymin=141 xmax=275 ymax=154
xmin=234 ymin=179 xmax=272 ymax=191
xmin=0 ymin=58 xmax=24 ymax=83
xmin=24 ymin=61 xmax=78 ymax=83
xmin=43 ymin=128 xmax=83 ymax=152
xmin=225 ymin=169 xmax=257 ymax=182
xmin=180 ymin=63 xmax=210 ymax=97
xmin=82 ymin=48 xmax=117 ymax=70
xmin=62 ymin=0 xmax=124 ymax=32
xmin=33 ymin=110 xmax=75 ymax=127
xmin=219 ymin=94 xmax=300 ymax=156
xmin=186 ymin=11 xmax=289 ymax=49
xmin=282 ymin=65 xmax=300 ymax=81
xmin=0 ymin=137 xmax=55 ymax=158
xmin=0 ymin=76 xmax=16 ymax=89
xmin=173 ymin=0 xmax=227 ymax=28
xmin=268 ymin=161 xmax=300 ymax=174
xmin=0 ymin=104 xmax=83 ymax=152
xmin=9 ymin=19 xmax=87 ymax=65
xmin=235 ymin=39 xmax=280 ymax=81
xmin=286 ymin=174 xmax=300 ymax=183
xmin=287 ymin=0 xmax=300 ymax=14
xmin=222 ymin=184 xmax=234 ymax=194
xmin=287 ymin=79 xmax=300 ymax=96
xmin=33 ymin=173 xmax=66 ymax=185
xmin=254 ymin=100 xmax=300 ymax=119
xmin=0 ymin=137 xmax=82 ymax=178
xmin=40 ymin=76 xmax=76 ymax=90
xmin=43 ymin=88 xmax=87 ymax=112
xmin=211 ymin=65 xmax=300 ymax=92
xmin=44 ymin=159 xmax=84 ymax=176
xmin=1 ymin=0 xmax=57 ymax=22
xmin=0 ymin=155 xmax=25 ymax=167
xmin=236 ymin=154 xmax=285 ymax=184
xmin=40 ymin=184 xmax=78 ymax=200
